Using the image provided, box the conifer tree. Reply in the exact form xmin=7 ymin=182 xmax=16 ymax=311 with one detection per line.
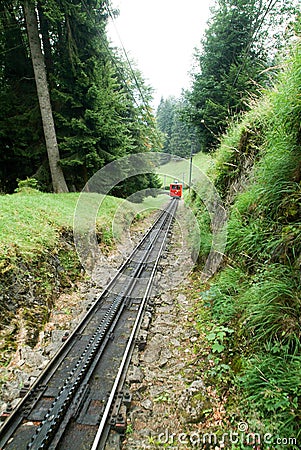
xmin=0 ymin=0 xmax=162 ymax=193
xmin=156 ymin=97 xmax=196 ymax=158
xmin=186 ymin=0 xmax=298 ymax=151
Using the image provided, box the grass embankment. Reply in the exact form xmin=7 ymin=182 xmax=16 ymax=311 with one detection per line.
xmin=156 ymin=151 xmax=213 ymax=189
xmin=0 ymin=190 xmax=168 ymax=370
xmin=190 ymin=41 xmax=301 ymax=445
xmin=0 ymin=191 xmax=132 ymax=261
xmin=0 ymin=191 xmax=125 ymax=366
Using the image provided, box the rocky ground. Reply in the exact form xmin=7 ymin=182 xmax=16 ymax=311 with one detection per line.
xmin=1 ymin=201 xmax=226 ymax=449
xmin=122 ymin=205 xmax=226 ymax=450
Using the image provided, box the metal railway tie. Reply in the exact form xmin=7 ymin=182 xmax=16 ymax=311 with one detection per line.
xmin=0 ymin=199 xmax=179 ymax=450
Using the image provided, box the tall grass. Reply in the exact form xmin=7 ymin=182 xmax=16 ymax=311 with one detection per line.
xmin=194 ymin=37 xmax=301 ymax=439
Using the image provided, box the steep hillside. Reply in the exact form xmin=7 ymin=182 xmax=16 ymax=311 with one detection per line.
xmin=0 ymin=191 xmax=167 ymax=374
xmin=0 ymin=192 xmax=121 ymax=367
xmin=193 ymin=39 xmax=301 ymax=444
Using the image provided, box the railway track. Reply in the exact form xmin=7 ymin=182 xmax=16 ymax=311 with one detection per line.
xmin=0 ymin=198 xmax=178 ymax=450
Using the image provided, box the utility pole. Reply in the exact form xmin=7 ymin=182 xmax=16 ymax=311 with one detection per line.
xmin=189 ymin=128 xmax=196 ymax=191
xmin=189 ymin=145 xmax=193 ymax=192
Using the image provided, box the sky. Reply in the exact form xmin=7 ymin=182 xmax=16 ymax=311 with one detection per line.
xmin=107 ymin=0 xmax=214 ymax=107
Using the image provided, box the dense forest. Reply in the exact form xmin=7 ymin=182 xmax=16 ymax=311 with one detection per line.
xmin=0 ymin=0 xmax=161 ymax=194
xmin=156 ymin=97 xmax=197 ymax=158
xmin=157 ymin=0 xmax=299 ymax=155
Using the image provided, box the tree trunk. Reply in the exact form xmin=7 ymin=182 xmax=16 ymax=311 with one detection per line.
xmin=24 ymin=0 xmax=68 ymax=193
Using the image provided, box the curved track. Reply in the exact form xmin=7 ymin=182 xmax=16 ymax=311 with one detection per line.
xmin=0 ymin=198 xmax=178 ymax=450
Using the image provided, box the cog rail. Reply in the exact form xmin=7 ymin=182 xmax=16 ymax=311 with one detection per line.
xmin=0 ymin=198 xmax=178 ymax=450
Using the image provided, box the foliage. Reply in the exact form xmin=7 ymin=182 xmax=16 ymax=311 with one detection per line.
xmin=193 ymin=32 xmax=301 ymax=439
xmin=0 ymin=0 xmax=162 ymax=193
xmin=0 ymin=192 xmax=125 ymax=262
xmin=239 ymin=353 xmax=301 ymax=438
xmin=14 ymin=177 xmax=40 ymax=192
xmin=184 ymin=0 xmax=299 ymax=152
xmin=156 ymin=97 xmax=198 ymax=158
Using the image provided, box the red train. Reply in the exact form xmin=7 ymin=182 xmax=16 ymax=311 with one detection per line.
xmin=169 ymin=182 xmax=182 ymax=199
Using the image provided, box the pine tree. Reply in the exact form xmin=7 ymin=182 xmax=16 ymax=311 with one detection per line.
xmin=0 ymin=0 xmax=162 ymax=193
xmin=156 ymin=97 xmax=196 ymax=158
xmin=186 ymin=0 xmax=298 ymax=151
xmin=0 ymin=1 xmax=43 ymax=191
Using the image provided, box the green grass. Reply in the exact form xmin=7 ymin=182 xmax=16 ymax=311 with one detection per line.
xmin=191 ymin=38 xmax=301 ymax=441
xmin=0 ymin=191 xmax=127 ymax=262
xmin=156 ymin=151 xmax=213 ymax=189
xmin=0 ymin=190 xmax=171 ymax=265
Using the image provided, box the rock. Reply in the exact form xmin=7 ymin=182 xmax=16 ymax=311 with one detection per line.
xmin=156 ymin=305 xmax=173 ymax=314
xmin=141 ymin=399 xmax=153 ymax=410
xmin=155 ymin=314 xmax=176 ymax=326
xmin=21 ymin=346 xmax=49 ymax=369
xmin=128 ymin=366 xmax=144 ymax=384
xmin=177 ymin=293 xmax=188 ymax=304
xmin=170 ymin=338 xmax=180 ymax=347
xmin=141 ymin=312 xmax=152 ymax=330
xmin=141 ymin=337 xmax=162 ymax=364
xmin=158 ymin=348 xmax=173 ymax=367
xmin=130 ymin=348 xmax=140 ymax=366
xmin=149 ymin=385 xmax=169 ymax=398
xmin=188 ymin=380 xmax=206 ymax=393
xmin=177 ymin=380 xmax=211 ymax=424
xmin=160 ymin=293 xmax=174 ymax=305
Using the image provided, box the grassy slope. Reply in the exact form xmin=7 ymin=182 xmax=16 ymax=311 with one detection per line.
xmin=156 ymin=152 xmax=213 ymax=188
xmin=0 ymin=191 xmax=123 ymax=262
xmin=0 ymin=189 xmax=171 ymax=368
xmin=192 ymin=40 xmax=301 ymax=444
xmin=0 ymin=191 xmax=171 ymax=263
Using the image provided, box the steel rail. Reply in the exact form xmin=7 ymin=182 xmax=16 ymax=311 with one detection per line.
xmin=91 ymin=198 xmax=178 ymax=450
xmin=0 ymin=201 xmax=172 ymax=446
xmin=0 ymin=198 xmax=178 ymax=450
xmin=27 ymin=203 xmax=174 ymax=449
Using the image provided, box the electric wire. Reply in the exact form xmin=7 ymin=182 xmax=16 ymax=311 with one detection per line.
xmin=81 ymin=0 xmax=162 ymax=146
xmin=104 ymin=3 xmax=150 ymax=110
xmin=81 ymin=0 xmax=152 ymax=111
xmin=0 ymin=0 xmax=162 ymax=155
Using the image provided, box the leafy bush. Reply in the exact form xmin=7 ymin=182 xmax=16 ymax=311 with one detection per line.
xmin=240 ymin=353 xmax=301 ymax=438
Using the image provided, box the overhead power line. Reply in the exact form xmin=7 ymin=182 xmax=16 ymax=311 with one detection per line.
xmin=81 ymin=0 xmax=162 ymax=146
xmin=81 ymin=0 xmax=153 ymax=114
xmin=104 ymin=3 xmax=150 ymax=109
